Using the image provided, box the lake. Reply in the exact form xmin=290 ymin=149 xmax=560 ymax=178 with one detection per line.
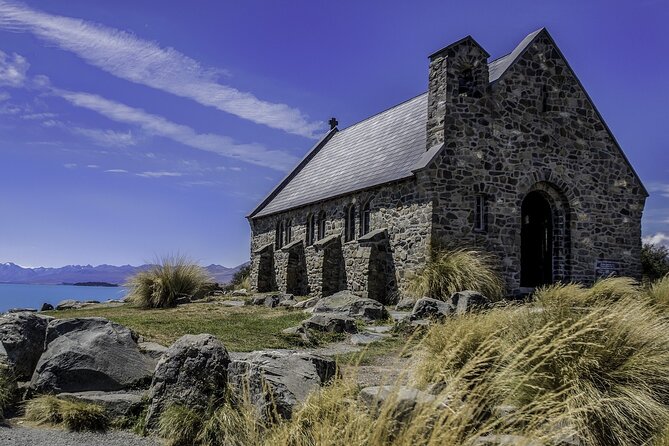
xmin=0 ymin=283 xmax=128 ymax=313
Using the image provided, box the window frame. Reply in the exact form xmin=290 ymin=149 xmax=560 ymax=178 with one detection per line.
xmin=345 ymin=204 xmax=356 ymax=242
xmin=360 ymin=200 xmax=371 ymax=237
xmin=474 ymin=194 xmax=486 ymax=232
xmin=306 ymin=214 xmax=315 ymax=246
xmin=275 ymin=220 xmax=284 ymax=248
xmin=317 ymin=211 xmax=326 ymax=240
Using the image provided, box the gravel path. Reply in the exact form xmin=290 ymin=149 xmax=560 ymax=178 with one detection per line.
xmin=0 ymin=424 xmax=160 ymax=446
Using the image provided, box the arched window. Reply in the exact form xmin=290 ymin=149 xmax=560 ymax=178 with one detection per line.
xmin=285 ymin=219 xmax=292 ymax=244
xmin=317 ymin=211 xmax=326 ymax=240
xmin=275 ymin=220 xmax=284 ymax=249
xmin=306 ymin=214 xmax=315 ymax=246
xmin=345 ymin=204 xmax=356 ymax=242
xmin=360 ymin=200 xmax=371 ymax=236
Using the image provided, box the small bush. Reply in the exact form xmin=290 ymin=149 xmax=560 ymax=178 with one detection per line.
xmin=642 ymin=242 xmax=669 ymax=281
xmin=648 ymin=275 xmax=669 ymax=311
xmin=159 ymin=404 xmax=203 ymax=446
xmin=0 ymin=365 xmax=16 ymax=420
xmin=408 ymin=248 xmax=504 ymax=301
xmin=25 ymin=396 xmax=108 ymax=432
xmin=125 ymin=255 xmax=212 ymax=308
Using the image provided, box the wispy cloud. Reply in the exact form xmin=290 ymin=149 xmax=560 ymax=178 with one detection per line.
xmin=644 ymin=232 xmax=669 ymax=248
xmin=649 ymin=183 xmax=669 ymax=198
xmin=137 ymin=171 xmax=183 ymax=178
xmin=0 ymin=91 xmax=9 ymax=101
xmin=0 ymin=49 xmax=27 ymax=87
xmin=0 ymin=1 xmax=324 ymax=138
xmin=63 ymin=163 xmax=76 ymax=168
xmin=53 ymin=88 xmax=299 ymax=171
xmin=104 ymin=169 xmax=128 ymax=174
xmin=71 ymin=126 xmax=136 ymax=148
xmin=87 ymin=164 xmax=99 ymax=168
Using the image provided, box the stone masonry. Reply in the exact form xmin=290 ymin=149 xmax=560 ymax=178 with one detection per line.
xmin=247 ymin=28 xmax=647 ymax=300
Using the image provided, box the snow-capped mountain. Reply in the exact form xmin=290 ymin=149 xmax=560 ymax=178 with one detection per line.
xmin=0 ymin=262 xmax=246 ymax=285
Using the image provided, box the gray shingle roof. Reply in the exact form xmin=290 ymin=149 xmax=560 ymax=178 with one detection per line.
xmin=250 ymin=29 xmax=548 ymax=219
xmin=253 ymin=93 xmax=428 ymax=217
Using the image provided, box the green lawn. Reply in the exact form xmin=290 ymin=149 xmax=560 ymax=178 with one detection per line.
xmin=44 ymin=302 xmax=309 ymax=352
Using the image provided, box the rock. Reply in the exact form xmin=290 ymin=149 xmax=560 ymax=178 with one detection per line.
xmin=29 ymin=317 xmax=157 ymax=394
xmin=278 ymin=299 xmax=298 ymax=308
xmin=57 ymin=390 xmax=146 ymax=419
xmin=301 ymin=314 xmax=357 ymax=333
xmin=84 ymin=300 xmax=100 ymax=304
xmin=292 ymin=297 xmax=319 ymax=309
xmin=175 ymin=296 xmax=191 ymax=305
xmin=40 ymin=303 xmax=54 ymax=311
xmin=0 ymin=312 xmax=51 ymax=380
xmin=232 ymin=289 xmax=249 ymax=297
xmin=220 ymin=300 xmax=245 ymax=307
xmin=349 ymin=332 xmax=388 ymax=345
xmin=55 ymin=299 xmax=83 ymax=310
xmin=138 ymin=341 xmax=168 ymax=360
xmin=251 ymin=295 xmax=266 ymax=305
xmin=228 ymin=350 xmax=337 ymax=421
xmin=359 ymin=385 xmax=436 ymax=424
xmin=264 ymin=294 xmax=283 ymax=308
xmin=450 ymin=290 xmax=489 ymax=315
xmin=395 ymin=297 xmax=417 ymax=311
xmin=145 ymin=334 xmax=229 ymax=429
xmin=7 ymin=308 xmax=37 ymax=313
xmin=410 ymin=297 xmax=452 ymax=321
xmin=312 ymin=291 xmax=389 ymax=322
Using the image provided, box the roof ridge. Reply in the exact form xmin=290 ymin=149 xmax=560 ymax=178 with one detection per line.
xmin=338 ymin=91 xmax=427 ymax=133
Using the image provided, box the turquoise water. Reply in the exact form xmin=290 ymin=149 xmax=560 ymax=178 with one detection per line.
xmin=0 ymin=283 xmax=127 ymax=312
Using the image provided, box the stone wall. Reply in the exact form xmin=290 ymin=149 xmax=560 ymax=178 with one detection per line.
xmin=248 ymin=178 xmax=432 ymax=300
xmin=421 ymin=31 xmax=646 ymax=292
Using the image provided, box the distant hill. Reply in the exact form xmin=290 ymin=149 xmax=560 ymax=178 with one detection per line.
xmin=0 ymin=262 xmax=247 ymax=286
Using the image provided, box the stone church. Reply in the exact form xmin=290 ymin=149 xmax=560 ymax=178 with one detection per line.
xmin=247 ymin=28 xmax=647 ymax=302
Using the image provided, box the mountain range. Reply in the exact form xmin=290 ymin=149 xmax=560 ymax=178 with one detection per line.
xmin=0 ymin=262 xmax=246 ymax=285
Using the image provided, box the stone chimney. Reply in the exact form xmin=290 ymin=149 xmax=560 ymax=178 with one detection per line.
xmin=426 ymin=36 xmax=490 ymax=150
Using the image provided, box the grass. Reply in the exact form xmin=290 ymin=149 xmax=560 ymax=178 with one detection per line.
xmin=25 ymin=396 xmax=108 ymax=432
xmin=0 ymin=364 xmax=16 ymax=420
xmin=45 ymin=301 xmax=308 ymax=351
xmin=408 ymin=248 xmax=504 ymax=301
xmin=125 ymin=255 xmax=212 ymax=308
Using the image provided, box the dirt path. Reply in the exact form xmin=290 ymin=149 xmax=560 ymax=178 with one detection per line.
xmin=0 ymin=423 xmax=159 ymax=446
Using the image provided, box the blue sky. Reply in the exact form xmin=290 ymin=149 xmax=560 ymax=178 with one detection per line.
xmin=0 ymin=0 xmax=667 ymax=268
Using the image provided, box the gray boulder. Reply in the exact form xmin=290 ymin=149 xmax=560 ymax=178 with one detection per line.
xmin=410 ymin=297 xmax=452 ymax=321
xmin=251 ymin=295 xmax=267 ymax=305
xmin=301 ymin=314 xmax=357 ymax=334
xmin=7 ymin=308 xmax=37 ymax=313
xmin=40 ymin=303 xmax=54 ymax=311
xmin=57 ymin=390 xmax=146 ymax=419
xmin=0 ymin=312 xmax=51 ymax=380
xmin=395 ymin=297 xmax=417 ymax=311
xmin=359 ymin=385 xmax=436 ymax=424
xmin=312 ymin=291 xmax=389 ymax=322
xmin=29 ymin=318 xmax=157 ymax=394
xmin=138 ymin=341 xmax=168 ymax=360
xmin=55 ymin=300 xmax=84 ymax=310
xmin=292 ymin=297 xmax=319 ymax=309
xmin=145 ymin=334 xmax=229 ymax=429
xmin=228 ymin=350 xmax=336 ymax=421
xmin=450 ymin=290 xmax=489 ymax=315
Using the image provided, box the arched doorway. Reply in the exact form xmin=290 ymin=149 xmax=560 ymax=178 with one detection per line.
xmin=257 ymin=248 xmax=276 ymax=292
xmin=521 ymin=191 xmax=553 ymax=287
xmin=286 ymin=250 xmax=308 ymax=296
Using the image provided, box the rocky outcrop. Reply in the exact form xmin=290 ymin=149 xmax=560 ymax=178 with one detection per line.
xmin=40 ymin=303 xmax=54 ymax=312
xmin=359 ymin=385 xmax=437 ymax=424
xmin=0 ymin=312 xmax=51 ymax=380
xmin=395 ymin=297 xmax=417 ymax=311
xmin=312 ymin=291 xmax=389 ymax=322
xmin=29 ymin=318 xmax=156 ymax=394
xmin=145 ymin=334 xmax=230 ymax=429
xmin=228 ymin=350 xmax=337 ymax=421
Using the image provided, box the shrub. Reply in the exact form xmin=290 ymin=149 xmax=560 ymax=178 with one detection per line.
xmin=648 ymin=275 xmax=669 ymax=310
xmin=642 ymin=242 xmax=669 ymax=282
xmin=417 ymin=281 xmax=669 ymax=446
xmin=408 ymin=248 xmax=504 ymax=301
xmin=25 ymin=396 xmax=108 ymax=432
xmin=0 ymin=365 xmax=16 ymax=420
xmin=125 ymin=255 xmax=212 ymax=308
xmin=224 ymin=264 xmax=251 ymax=292
xmin=159 ymin=404 xmax=203 ymax=446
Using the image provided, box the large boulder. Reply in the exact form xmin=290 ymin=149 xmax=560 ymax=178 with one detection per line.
xmin=359 ymin=385 xmax=437 ymax=425
xmin=410 ymin=297 xmax=452 ymax=321
xmin=0 ymin=312 xmax=51 ymax=380
xmin=145 ymin=334 xmax=229 ymax=429
xmin=29 ymin=318 xmax=157 ymax=394
xmin=312 ymin=291 xmax=389 ymax=322
xmin=228 ymin=350 xmax=337 ymax=421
